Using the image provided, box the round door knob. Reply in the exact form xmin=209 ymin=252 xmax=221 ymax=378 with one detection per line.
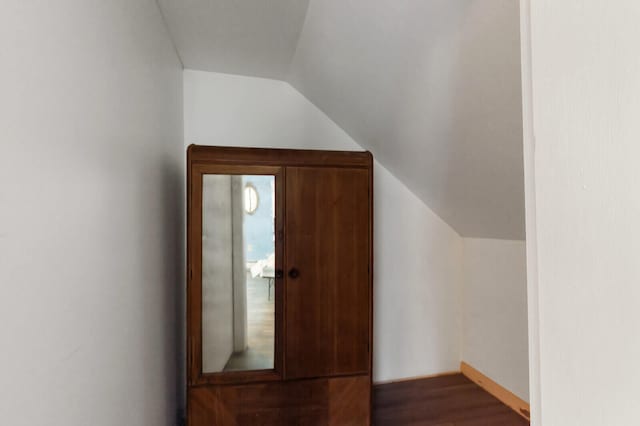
xmin=288 ymin=268 xmax=300 ymax=279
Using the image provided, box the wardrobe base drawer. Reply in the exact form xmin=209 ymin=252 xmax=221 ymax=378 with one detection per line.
xmin=188 ymin=375 xmax=371 ymax=426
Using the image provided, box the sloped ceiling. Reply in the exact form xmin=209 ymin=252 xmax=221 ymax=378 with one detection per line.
xmin=158 ymin=0 xmax=525 ymax=239
xmin=157 ymin=0 xmax=310 ymax=79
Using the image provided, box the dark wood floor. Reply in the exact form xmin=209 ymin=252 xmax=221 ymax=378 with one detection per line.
xmin=373 ymin=373 xmax=529 ymax=426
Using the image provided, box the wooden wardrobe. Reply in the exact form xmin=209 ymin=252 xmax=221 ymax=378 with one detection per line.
xmin=187 ymin=145 xmax=373 ymax=425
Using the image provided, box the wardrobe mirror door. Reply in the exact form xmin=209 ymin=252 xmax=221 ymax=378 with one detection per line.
xmin=201 ymin=174 xmax=276 ymax=374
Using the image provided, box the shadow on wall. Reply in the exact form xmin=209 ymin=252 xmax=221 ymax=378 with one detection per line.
xmin=388 ymin=1 xmax=524 ymax=238
xmin=160 ymin=158 xmax=186 ymax=423
xmin=444 ymin=1 xmax=524 ymax=238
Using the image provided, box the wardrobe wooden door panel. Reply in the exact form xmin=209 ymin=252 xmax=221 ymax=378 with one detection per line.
xmin=187 ymin=146 xmax=373 ymax=425
xmin=285 ymin=166 xmax=371 ymax=379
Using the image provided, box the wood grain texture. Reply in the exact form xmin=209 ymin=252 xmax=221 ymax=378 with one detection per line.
xmin=373 ymin=373 xmax=529 ymax=426
xmin=284 ymin=166 xmax=371 ymax=379
xmin=189 ymin=375 xmax=370 ymax=426
xmin=188 ymin=144 xmax=371 ymax=168
xmin=373 ymin=370 xmax=461 ymax=386
xmin=460 ymin=362 xmax=530 ymax=420
xmin=187 ymin=146 xmax=374 ymax=424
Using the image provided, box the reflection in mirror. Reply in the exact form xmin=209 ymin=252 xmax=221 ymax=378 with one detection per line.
xmin=202 ymin=174 xmax=275 ymax=373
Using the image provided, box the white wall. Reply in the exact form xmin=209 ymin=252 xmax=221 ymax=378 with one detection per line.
xmin=462 ymin=238 xmax=529 ymax=401
xmin=288 ymin=0 xmax=524 ymax=240
xmin=374 ymin=166 xmax=463 ymax=382
xmin=519 ymin=0 xmax=541 ymax=421
xmin=0 ymin=1 xmax=183 ymax=425
xmin=522 ymin=1 xmax=640 ymax=424
xmin=184 ymin=69 xmax=464 ymax=381
xmin=184 ymin=70 xmax=363 ymax=151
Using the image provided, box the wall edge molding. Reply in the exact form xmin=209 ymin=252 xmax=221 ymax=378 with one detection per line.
xmin=460 ymin=361 xmax=530 ymax=421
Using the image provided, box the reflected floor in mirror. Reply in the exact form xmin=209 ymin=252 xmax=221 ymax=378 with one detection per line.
xmin=224 ymin=272 xmax=275 ymax=371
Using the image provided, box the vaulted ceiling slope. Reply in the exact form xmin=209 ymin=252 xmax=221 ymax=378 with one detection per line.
xmin=157 ymin=0 xmax=310 ymax=79
xmin=158 ymin=0 xmax=525 ymax=239
xmin=289 ymin=0 xmax=524 ymax=239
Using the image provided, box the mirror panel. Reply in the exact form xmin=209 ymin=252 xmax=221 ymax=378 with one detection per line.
xmin=201 ymin=174 xmax=276 ymax=373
